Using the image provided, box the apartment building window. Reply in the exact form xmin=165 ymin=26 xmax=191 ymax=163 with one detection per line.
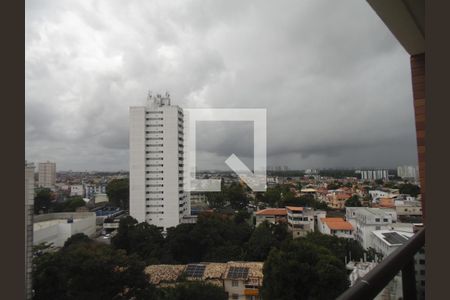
xmin=146 ymin=131 xmax=163 ymax=134
xmin=146 ymin=137 xmax=163 ymax=140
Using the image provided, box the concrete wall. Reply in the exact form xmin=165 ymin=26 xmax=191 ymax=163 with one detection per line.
xmin=130 ymin=106 xmax=146 ymax=223
xmin=33 ymin=212 xmax=96 ymax=247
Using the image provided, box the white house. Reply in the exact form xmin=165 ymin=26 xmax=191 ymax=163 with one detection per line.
xmin=286 ymin=206 xmax=315 ymax=238
xmin=318 ymin=217 xmax=354 ymax=239
xmin=345 ymin=207 xmax=397 ymax=249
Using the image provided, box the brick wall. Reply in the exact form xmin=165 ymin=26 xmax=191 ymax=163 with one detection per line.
xmin=410 ymin=53 xmax=425 ymax=218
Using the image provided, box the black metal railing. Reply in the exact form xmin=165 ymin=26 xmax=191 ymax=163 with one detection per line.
xmin=337 ymin=227 xmax=425 ymax=300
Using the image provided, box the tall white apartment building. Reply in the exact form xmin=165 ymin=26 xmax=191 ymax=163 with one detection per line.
xmin=129 ymin=92 xmax=189 ymax=231
xmin=397 ymin=165 xmax=419 ymax=181
xmin=25 ymin=161 xmax=35 ymax=300
xmin=38 ymin=161 xmax=56 ymax=188
xmin=357 ymin=169 xmax=389 ymax=181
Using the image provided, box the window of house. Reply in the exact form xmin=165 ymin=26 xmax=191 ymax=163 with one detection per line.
xmin=375 ymin=218 xmax=380 ymax=222
xmin=231 ymin=294 xmax=239 ymax=299
xmin=232 ymin=280 xmax=239 ymax=287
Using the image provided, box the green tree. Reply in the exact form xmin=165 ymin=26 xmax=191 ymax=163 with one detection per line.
xmin=63 ymin=233 xmax=91 ymax=249
xmin=207 ymin=191 xmax=227 ymax=209
xmin=281 ymin=194 xmax=328 ymax=210
xmin=162 ymin=223 xmax=200 ymax=263
xmin=234 ymin=210 xmax=251 ymax=224
xmin=52 ymin=196 xmax=86 ymax=212
xmin=190 ymin=213 xmax=251 ymax=262
xmin=399 ymin=183 xmax=421 ymax=197
xmin=304 ymin=232 xmax=365 ymax=263
xmin=365 ymin=247 xmax=384 ymax=262
xmin=383 ymin=181 xmax=398 ymax=189
xmin=65 ymin=196 xmax=86 ymax=211
xmin=34 ymin=188 xmax=53 ymax=214
xmin=111 ymin=216 xmax=138 ymax=252
xmin=245 ymin=221 xmax=279 ymax=261
xmin=106 ymin=178 xmax=129 ymax=209
xmin=262 ymin=188 xmax=282 ymax=207
xmin=225 ymin=183 xmax=249 ymax=210
xmin=345 ymin=195 xmax=362 ymax=207
xmin=111 ymin=216 xmax=164 ymax=263
xmin=33 ymin=240 xmax=156 ymax=300
xmin=327 ymin=182 xmax=341 ymax=190
xmin=375 ymin=179 xmax=384 ymax=185
xmin=128 ymin=223 xmax=164 ymax=264
xmin=261 ymin=239 xmax=349 ymax=300
xmin=203 ymin=244 xmax=244 ymax=262
xmin=159 ymin=282 xmax=227 ymax=300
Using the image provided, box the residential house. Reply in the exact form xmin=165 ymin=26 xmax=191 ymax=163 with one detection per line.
xmin=318 ymin=217 xmax=354 ymax=239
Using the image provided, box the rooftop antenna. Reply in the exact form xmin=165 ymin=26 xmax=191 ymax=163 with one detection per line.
xmin=147 ymin=90 xmax=153 ymax=105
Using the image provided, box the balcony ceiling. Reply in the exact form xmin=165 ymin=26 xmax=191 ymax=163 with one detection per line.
xmin=367 ymin=0 xmax=425 ymax=55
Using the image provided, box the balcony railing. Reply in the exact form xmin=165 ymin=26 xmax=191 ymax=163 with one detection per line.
xmin=337 ymin=227 xmax=425 ymax=300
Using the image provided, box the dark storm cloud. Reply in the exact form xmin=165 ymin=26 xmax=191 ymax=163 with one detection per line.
xmin=26 ymin=0 xmax=418 ymax=171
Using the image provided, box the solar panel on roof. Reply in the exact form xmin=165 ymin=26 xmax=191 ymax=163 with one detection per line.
xmin=382 ymin=232 xmax=409 ymax=245
xmin=185 ymin=264 xmax=206 ymax=278
xmin=227 ymin=267 xmax=249 ymax=279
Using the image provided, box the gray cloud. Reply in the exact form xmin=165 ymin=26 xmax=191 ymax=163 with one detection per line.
xmin=26 ymin=0 xmax=418 ymax=171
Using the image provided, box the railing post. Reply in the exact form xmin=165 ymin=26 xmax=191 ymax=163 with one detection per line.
xmin=401 ymin=258 xmax=417 ymax=300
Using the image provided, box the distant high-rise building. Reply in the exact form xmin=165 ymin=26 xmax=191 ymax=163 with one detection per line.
xmin=397 ymin=165 xmax=419 ymax=181
xmin=25 ymin=161 xmax=35 ymax=300
xmin=357 ymin=169 xmax=389 ymax=181
xmin=129 ymin=92 xmax=189 ymax=231
xmin=38 ymin=161 xmax=56 ymax=188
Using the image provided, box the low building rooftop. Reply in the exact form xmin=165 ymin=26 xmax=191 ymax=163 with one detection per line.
xmin=255 ymin=208 xmax=287 ymax=216
xmin=321 ymin=217 xmax=353 ymax=231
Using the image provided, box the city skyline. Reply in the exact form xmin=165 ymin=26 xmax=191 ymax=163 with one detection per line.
xmin=26 ymin=0 xmax=418 ymax=171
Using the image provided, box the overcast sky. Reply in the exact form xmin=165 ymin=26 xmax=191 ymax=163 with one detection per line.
xmin=25 ymin=0 xmax=418 ymax=171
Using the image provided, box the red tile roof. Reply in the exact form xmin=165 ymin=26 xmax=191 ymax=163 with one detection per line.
xmin=286 ymin=206 xmax=304 ymax=212
xmin=321 ymin=217 xmax=353 ymax=231
xmin=255 ymin=208 xmax=287 ymax=216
